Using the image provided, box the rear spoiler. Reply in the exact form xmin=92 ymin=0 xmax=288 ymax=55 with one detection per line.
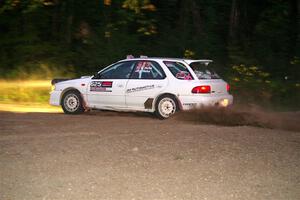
xmin=183 ymin=59 xmax=213 ymax=65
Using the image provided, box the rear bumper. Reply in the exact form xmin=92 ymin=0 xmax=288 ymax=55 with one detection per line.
xmin=178 ymin=94 xmax=233 ymax=110
xmin=49 ymin=91 xmax=62 ymax=106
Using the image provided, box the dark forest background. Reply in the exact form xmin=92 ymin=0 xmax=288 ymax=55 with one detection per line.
xmin=0 ymin=0 xmax=299 ymax=109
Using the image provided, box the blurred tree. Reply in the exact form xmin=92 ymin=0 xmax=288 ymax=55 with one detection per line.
xmin=0 ymin=0 xmax=298 ymax=82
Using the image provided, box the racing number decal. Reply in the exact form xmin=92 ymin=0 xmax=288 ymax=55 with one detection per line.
xmin=135 ymin=61 xmax=152 ymax=73
xmin=90 ymin=81 xmax=113 ymax=92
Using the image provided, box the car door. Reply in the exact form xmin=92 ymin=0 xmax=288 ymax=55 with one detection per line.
xmin=126 ymin=60 xmax=169 ymax=110
xmin=87 ymin=61 xmax=135 ymax=109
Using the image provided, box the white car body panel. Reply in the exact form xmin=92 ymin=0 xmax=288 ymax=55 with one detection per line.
xmin=126 ymin=79 xmax=169 ymax=110
xmin=50 ymin=57 xmax=233 ymax=113
xmin=87 ymin=79 xmax=128 ymax=109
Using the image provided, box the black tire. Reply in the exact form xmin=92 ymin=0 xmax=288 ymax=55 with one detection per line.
xmin=61 ymin=90 xmax=84 ymax=114
xmin=155 ymin=94 xmax=178 ymax=119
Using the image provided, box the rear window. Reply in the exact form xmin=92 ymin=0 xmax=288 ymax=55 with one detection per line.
xmin=190 ymin=62 xmax=220 ymax=79
xmin=163 ymin=61 xmax=193 ymax=80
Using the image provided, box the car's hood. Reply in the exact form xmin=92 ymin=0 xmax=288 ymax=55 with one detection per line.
xmin=55 ymin=77 xmax=91 ymax=86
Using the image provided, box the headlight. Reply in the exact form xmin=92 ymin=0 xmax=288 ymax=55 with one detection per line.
xmin=51 ymin=84 xmax=56 ymax=91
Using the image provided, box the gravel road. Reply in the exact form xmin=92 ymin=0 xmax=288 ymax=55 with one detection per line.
xmin=0 ymin=111 xmax=299 ymax=200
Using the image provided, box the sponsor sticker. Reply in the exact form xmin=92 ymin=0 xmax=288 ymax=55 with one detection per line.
xmin=126 ymin=84 xmax=155 ymax=93
xmin=183 ymin=103 xmax=197 ymax=106
xmin=90 ymin=81 xmax=113 ymax=92
xmin=176 ymin=71 xmax=193 ymax=80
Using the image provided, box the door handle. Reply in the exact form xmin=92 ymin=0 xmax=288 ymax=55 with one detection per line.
xmin=117 ymin=84 xmax=124 ymax=88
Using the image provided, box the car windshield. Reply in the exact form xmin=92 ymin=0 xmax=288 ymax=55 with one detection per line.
xmin=189 ymin=62 xmax=220 ymax=79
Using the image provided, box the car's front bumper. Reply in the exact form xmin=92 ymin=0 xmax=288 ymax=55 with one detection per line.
xmin=178 ymin=94 xmax=233 ymax=110
xmin=49 ymin=90 xmax=62 ymax=106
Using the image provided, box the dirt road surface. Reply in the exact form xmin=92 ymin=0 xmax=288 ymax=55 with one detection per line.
xmin=0 ymin=111 xmax=299 ymax=200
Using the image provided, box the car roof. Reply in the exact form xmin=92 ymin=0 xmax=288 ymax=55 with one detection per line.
xmin=119 ymin=57 xmax=213 ymax=65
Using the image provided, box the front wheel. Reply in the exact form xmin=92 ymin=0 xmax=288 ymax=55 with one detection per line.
xmin=155 ymin=95 xmax=178 ymax=119
xmin=61 ymin=90 xmax=84 ymax=114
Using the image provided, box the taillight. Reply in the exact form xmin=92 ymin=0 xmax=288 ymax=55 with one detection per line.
xmin=226 ymin=84 xmax=230 ymax=92
xmin=192 ymin=85 xmax=211 ymax=94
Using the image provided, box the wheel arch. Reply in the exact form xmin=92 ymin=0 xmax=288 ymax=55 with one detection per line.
xmin=60 ymin=87 xmax=84 ymax=106
xmin=154 ymin=93 xmax=182 ymax=111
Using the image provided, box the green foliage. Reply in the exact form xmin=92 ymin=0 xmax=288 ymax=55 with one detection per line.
xmin=0 ymin=0 xmax=299 ymax=109
xmin=229 ymin=64 xmax=300 ymax=110
xmin=184 ymin=50 xmax=196 ymax=59
xmin=229 ymin=64 xmax=272 ymax=105
xmin=0 ymin=80 xmax=51 ymax=104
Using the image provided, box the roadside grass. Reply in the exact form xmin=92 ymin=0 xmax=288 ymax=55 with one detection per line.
xmin=0 ymin=80 xmax=61 ymax=112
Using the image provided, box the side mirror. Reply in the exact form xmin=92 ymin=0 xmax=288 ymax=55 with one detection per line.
xmin=92 ymin=72 xmax=101 ymax=79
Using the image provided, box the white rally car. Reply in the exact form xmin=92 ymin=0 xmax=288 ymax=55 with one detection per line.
xmin=50 ymin=56 xmax=233 ymax=119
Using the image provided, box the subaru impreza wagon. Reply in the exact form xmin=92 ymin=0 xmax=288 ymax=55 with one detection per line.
xmin=50 ymin=56 xmax=233 ymax=119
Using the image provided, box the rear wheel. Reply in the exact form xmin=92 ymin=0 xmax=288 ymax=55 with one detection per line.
xmin=155 ymin=95 xmax=177 ymax=119
xmin=61 ymin=90 xmax=84 ymax=114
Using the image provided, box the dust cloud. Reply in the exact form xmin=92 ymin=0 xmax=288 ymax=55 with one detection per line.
xmin=176 ymin=105 xmax=300 ymax=132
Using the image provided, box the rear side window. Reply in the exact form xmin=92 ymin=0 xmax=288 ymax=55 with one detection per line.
xmin=163 ymin=61 xmax=193 ymax=80
xmin=130 ymin=61 xmax=166 ymax=80
xmin=190 ymin=62 xmax=220 ymax=79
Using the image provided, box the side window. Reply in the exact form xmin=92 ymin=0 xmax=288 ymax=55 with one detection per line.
xmin=130 ymin=61 xmax=166 ymax=80
xmin=94 ymin=61 xmax=135 ymax=79
xmin=163 ymin=61 xmax=194 ymax=80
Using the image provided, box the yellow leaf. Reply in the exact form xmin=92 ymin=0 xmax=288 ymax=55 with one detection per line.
xmin=104 ymin=0 xmax=112 ymax=6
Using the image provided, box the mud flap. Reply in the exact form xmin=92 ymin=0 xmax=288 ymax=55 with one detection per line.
xmin=144 ymin=98 xmax=154 ymax=109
